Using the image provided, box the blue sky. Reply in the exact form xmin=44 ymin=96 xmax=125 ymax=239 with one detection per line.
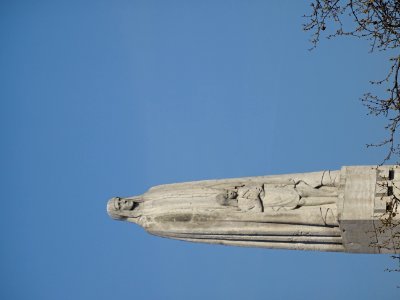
xmin=1 ymin=1 xmax=398 ymax=299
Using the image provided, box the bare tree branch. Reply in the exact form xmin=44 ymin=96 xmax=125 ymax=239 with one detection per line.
xmin=303 ymin=0 xmax=400 ymax=164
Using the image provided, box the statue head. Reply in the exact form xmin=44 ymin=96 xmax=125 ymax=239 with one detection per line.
xmin=107 ymin=196 xmax=142 ymax=220
xmin=226 ymin=190 xmax=238 ymax=199
xmin=117 ymin=197 xmax=135 ymax=210
xmin=216 ymin=189 xmax=238 ymax=206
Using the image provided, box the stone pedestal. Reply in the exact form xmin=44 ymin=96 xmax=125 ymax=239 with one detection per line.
xmin=338 ymin=166 xmax=400 ymax=253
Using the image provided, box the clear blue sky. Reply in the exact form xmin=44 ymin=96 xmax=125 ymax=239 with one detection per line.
xmin=1 ymin=1 xmax=398 ymax=299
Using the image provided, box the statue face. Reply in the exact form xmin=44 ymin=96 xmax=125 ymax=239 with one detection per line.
xmin=107 ymin=197 xmax=142 ymax=221
xmin=117 ymin=198 xmax=135 ymax=211
xmin=226 ymin=190 xmax=238 ymax=199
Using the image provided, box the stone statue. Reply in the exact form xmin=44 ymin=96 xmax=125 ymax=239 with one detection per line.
xmin=107 ymin=166 xmax=400 ymax=254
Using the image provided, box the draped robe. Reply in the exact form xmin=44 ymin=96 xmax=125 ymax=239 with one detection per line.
xmin=107 ymin=170 xmax=345 ymax=252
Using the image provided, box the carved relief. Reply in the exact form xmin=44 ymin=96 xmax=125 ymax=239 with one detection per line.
xmin=216 ymin=185 xmax=264 ymax=212
xmin=237 ymin=185 xmax=264 ymax=212
xmin=263 ymin=181 xmax=337 ymax=211
xmin=216 ymin=176 xmax=337 ymax=213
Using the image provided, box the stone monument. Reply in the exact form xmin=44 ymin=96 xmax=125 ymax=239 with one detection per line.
xmin=107 ymin=165 xmax=400 ymax=253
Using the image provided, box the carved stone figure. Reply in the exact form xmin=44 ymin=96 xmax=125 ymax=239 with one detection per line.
xmin=107 ymin=166 xmax=400 ymax=254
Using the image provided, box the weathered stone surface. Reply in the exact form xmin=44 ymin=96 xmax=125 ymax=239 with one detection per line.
xmin=107 ymin=165 xmax=400 ymax=253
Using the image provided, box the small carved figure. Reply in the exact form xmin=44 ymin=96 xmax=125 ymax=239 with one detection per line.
xmin=236 ymin=185 xmax=264 ymax=212
xmin=216 ymin=189 xmax=238 ymax=206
